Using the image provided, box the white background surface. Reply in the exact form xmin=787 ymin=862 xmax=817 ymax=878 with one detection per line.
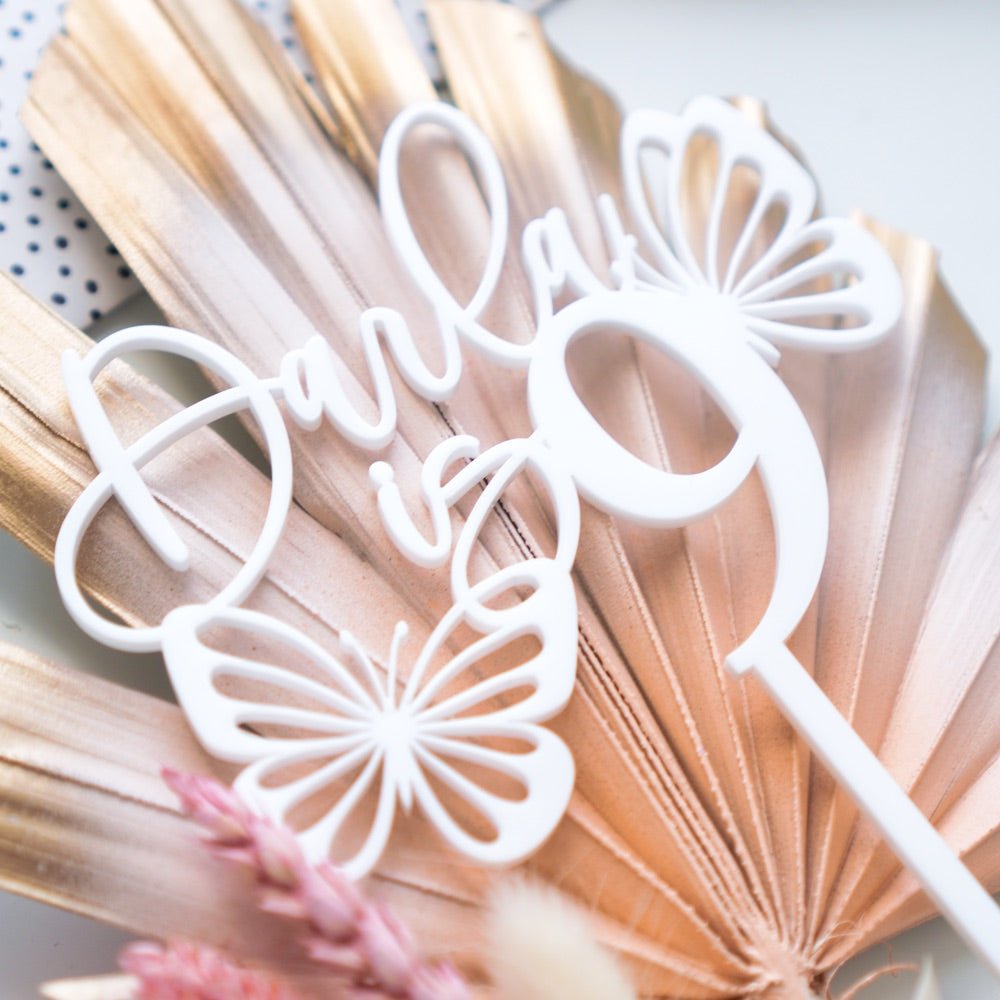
xmin=2 ymin=1 xmax=1000 ymax=997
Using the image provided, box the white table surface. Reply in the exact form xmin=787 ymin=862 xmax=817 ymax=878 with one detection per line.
xmin=2 ymin=1 xmax=999 ymax=996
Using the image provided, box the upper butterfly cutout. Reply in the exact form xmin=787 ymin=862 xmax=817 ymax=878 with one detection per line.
xmin=619 ymin=97 xmax=901 ymax=361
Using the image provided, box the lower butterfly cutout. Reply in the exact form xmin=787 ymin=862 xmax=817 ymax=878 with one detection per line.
xmin=161 ymin=559 xmax=576 ymax=879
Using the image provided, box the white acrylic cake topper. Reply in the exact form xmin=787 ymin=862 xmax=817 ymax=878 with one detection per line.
xmin=52 ymin=96 xmax=1000 ymax=977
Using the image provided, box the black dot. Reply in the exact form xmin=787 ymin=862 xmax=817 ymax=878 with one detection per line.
xmin=55 ymin=236 xmax=68 ymax=249
xmin=89 ymin=308 xmax=102 ymax=322
xmin=26 ymin=214 xmax=39 ymax=225
xmin=118 ymin=265 xmax=132 ymax=278
xmin=0 ymin=222 xmax=5 ymax=232
xmin=8 ymin=27 xmax=21 ymax=39
xmin=0 ymin=192 xmax=9 ymax=203
xmin=51 ymin=293 xmax=66 ymax=306
xmin=58 ymin=265 xmax=71 ymax=277
xmin=85 ymin=279 xmax=98 ymax=293
xmin=74 ymin=218 xmax=88 ymax=230
xmin=57 ymin=198 xmax=69 ymax=209
xmin=22 ymin=9 xmax=35 ymax=20
xmin=105 ymin=245 xmax=119 ymax=256
xmin=29 ymin=186 xmax=42 ymax=197
xmin=281 ymin=36 xmax=294 ymax=49
xmin=41 ymin=159 xmax=53 ymax=171
xmin=8 ymin=164 xmax=20 ymax=176
xmin=27 ymin=142 xmax=39 ymax=154
xmin=10 ymin=264 xmax=24 ymax=276
xmin=0 ymin=138 xmax=8 ymax=149
xmin=27 ymin=242 xmax=39 ymax=252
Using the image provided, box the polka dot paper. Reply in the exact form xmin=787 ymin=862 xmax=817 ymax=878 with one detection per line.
xmin=0 ymin=0 xmax=138 ymax=329
xmin=0 ymin=0 xmax=550 ymax=330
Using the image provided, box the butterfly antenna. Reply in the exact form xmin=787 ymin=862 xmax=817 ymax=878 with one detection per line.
xmin=339 ymin=629 xmax=387 ymax=709
xmin=388 ymin=621 xmax=409 ymax=709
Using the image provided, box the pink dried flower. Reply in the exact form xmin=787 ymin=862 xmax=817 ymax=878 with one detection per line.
xmin=302 ymin=937 xmax=367 ymax=976
xmin=247 ymin=816 xmax=302 ymax=889
xmin=161 ymin=767 xmax=255 ymax=846
xmin=297 ymin=861 xmax=365 ymax=939
xmin=354 ymin=907 xmax=417 ymax=993
xmin=121 ymin=940 xmax=294 ymax=1000
xmin=408 ymin=964 xmax=470 ymax=1000
xmin=163 ymin=768 xmax=470 ymax=1000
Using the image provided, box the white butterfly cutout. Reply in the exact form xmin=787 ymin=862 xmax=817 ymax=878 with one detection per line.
xmin=620 ymin=96 xmax=902 ymax=359
xmin=161 ymin=557 xmax=576 ymax=879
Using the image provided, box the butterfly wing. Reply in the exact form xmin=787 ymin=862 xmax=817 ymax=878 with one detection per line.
xmin=622 ymin=97 xmax=900 ymax=351
xmin=161 ymin=604 xmax=395 ymax=877
xmin=622 ymin=96 xmax=817 ymax=295
xmin=394 ymin=559 xmax=576 ymax=866
xmin=734 ymin=215 xmax=903 ymax=351
xmin=409 ymin=718 xmax=574 ymax=866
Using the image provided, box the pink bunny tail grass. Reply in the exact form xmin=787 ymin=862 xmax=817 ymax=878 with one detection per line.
xmin=120 ymin=940 xmax=295 ymax=1000
xmin=161 ymin=768 xmax=470 ymax=1000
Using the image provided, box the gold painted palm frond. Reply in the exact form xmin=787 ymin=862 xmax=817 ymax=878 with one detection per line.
xmin=0 ymin=2 xmax=997 ymax=997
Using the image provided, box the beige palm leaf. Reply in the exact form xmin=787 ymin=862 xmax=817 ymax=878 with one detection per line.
xmin=0 ymin=1 xmax=997 ymax=997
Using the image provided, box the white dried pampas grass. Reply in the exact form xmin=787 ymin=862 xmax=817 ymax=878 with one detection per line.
xmin=487 ymin=880 xmax=637 ymax=1000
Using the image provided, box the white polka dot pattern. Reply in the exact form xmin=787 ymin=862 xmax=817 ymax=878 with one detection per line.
xmin=0 ymin=0 xmax=549 ymax=329
xmin=0 ymin=0 xmax=138 ymax=328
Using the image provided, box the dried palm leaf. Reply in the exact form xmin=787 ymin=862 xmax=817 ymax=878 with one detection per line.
xmin=0 ymin=0 xmax=996 ymax=996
